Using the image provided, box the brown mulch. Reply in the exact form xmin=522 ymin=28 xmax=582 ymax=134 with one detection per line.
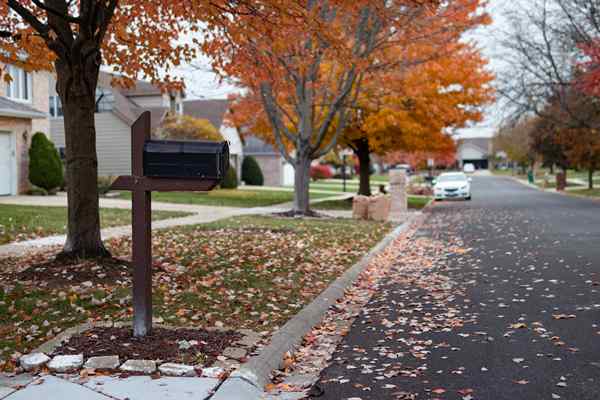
xmin=3 ymin=257 xmax=132 ymax=288
xmin=272 ymin=209 xmax=326 ymax=218
xmin=52 ymin=327 xmax=241 ymax=366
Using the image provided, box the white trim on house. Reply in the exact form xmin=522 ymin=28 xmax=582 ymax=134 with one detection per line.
xmin=0 ymin=131 xmax=17 ymax=196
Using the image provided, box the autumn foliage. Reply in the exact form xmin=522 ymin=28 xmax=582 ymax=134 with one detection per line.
xmin=156 ymin=116 xmax=222 ymax=142
xmin=227 ymin=0 xmax=494 ymax=196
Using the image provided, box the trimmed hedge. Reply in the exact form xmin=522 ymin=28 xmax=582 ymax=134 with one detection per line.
xmin=221 ymin=166 xmax=238 ymax=189
xmin=28 ymin=132 xmax=64 ymax=193
xmin=242 ymin=156 xmax=264 ymax=186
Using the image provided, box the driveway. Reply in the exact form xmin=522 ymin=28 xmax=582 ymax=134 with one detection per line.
xmin=311 ymin=176 xmax=600 ymax=399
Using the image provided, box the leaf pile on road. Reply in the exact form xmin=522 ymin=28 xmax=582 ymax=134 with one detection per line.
xmin=0 ymin=215 xmax=391 ymax=372
xmin=265 ymin=216 xmax=425 ymax=396
xmin=298 ymin=202 xmax=600 ymax=400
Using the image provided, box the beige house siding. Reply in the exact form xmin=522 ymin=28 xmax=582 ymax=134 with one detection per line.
xmin=0 ymin=64 xmax=51 ymax=194
xmin=31 ymin=71 xmax=50 ymax=135
xmin=250 ymin=155 xmax=283 ymax=187
xmin=51 ymin=113 xmax=132 ymax=177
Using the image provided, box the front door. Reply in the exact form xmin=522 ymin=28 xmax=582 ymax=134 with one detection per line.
xmin=0 ymin=132 xmax=13 ymax=195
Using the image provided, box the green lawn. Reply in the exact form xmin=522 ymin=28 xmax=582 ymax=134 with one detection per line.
xmin=313 ymin=195 xmax=432 ymax=211
xmin=117 ymin=189 xmax=332 ymax=208
xmin=0 ymin=204 xmax=190 ymax=245
xmin=0 ymin=215 xmax=391 ymax=366
xmin=566 ymin=188 xmax=600 ymax=198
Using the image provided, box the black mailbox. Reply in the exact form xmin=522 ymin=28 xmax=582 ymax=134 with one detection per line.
xmin=143 ymin=140 xmax=229 ymax=180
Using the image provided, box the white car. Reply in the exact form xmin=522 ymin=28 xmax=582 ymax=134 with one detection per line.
xmin=463 ymin=163 xmax=475 ymax=173
xmin=433 ymin=172 xmax=472 ymax=201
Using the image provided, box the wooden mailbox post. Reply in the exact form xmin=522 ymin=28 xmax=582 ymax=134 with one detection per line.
xmin=111 ymin=112 xmax=228 ymax=337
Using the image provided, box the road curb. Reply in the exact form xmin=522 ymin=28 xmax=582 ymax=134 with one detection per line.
xmin=210 ymin=216 xmax=418 ymax=400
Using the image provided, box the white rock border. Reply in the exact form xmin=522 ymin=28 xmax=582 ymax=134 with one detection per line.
xmin=15 ymin=324 xmax=261 ymax=379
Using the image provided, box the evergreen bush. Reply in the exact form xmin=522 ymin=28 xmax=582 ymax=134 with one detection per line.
xmin=221 ymin=166 xmax=238 ymax=189
xmin=28 ymin=132 xmax=64 ymax=193
xmin=242 ymin=156 xmax=264 ymax=186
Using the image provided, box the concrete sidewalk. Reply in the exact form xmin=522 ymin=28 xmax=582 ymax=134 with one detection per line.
xmin=0 ymin=193 xmax=353 ymax=258
xmin=0 ymin=374 xmax=220 ymax=400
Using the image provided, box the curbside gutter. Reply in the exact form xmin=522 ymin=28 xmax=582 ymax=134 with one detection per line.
xmin=209 ymin=216 xmax=418 ymax=400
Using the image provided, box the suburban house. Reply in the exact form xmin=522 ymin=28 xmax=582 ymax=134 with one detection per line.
xmin=243 ymin=135 xmax=294 ymax=186
xmin=456 ymin=137 xmax=492 ymax=170
xmin=0 ymin=63 xmax=50 ymax=196
xmin=50 ymin=72 xmax=185 ymax=177
xmin=183 ymin=99 xmax=244 ymax=178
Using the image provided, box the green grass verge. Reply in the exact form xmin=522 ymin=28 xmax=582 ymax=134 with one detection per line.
xmin=0 ymin=204 xmax=190 ymax=245
xmin=566 ymin=188 xmax=600 ymax=197
xmin=0 ymin=215 xmax=391 ymax=367
xmin=117 ymin=189 xmax=332 ymax=208
xmin=313 ymin=196 xmax=431 ymax=211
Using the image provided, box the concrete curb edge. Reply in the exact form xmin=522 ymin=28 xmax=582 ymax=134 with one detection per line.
xmin=210 ymin=216 xmax=418 ymax=400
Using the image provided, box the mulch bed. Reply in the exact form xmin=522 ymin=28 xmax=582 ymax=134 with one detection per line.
xmin=12 ymin=257 xmax=132 ymax=287
xmin=272 ymin=210 xmax=327 ymax=218
xmin=52 ymin=327 xmax=241 ymax=366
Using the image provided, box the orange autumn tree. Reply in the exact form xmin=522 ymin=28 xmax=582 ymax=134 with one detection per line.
xmin=221 ymin=0 xmax=491 ymax=208
xmin=0 ymin=1 xmax=271 ymax=258
xmin=342 ymin=40 xmax=494 ymax=195
xmin=214 ymin=1 xmax=466 ymax=215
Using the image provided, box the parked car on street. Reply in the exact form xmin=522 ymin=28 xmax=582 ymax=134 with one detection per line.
xmin=433 ymin=172 xmax=472 ymax=201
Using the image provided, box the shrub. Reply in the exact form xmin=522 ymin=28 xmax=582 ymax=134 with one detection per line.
xmin=242 ymin=156 xmax=264 ymax=186
xmin=310 ymin=164 xmax=334 ymax=181
xmin=221 ymin=166 xmax=238 ymax=189
xmin=28 ymin=132 xmax=64 ymax=193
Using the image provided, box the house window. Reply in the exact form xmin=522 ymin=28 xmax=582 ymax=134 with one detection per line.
xmin=95 ymin=88 xmax=114 ymax=113
xmin=6 ymin=65 xmax=32 ymax=102
xmin=49 ymin=95 xmax=63 ymax=117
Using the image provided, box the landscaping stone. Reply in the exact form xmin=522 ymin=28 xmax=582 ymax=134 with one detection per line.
xmin=48 ymin=354 xmax=83 ymax=373
xmin=237 ymin=330 xmax=261 ymax=348
xmin=201 ymin=366 xmax=225 ymax=379
xmin=84 ymin=355 xmax=120 ymax=370
xmin=177 ymin=340 xmax=192 ymax=350
xmin=19 ymin=353 xmax=50 ymax=371
xmin=119 ymin=359 xmax=157 ymax=374
xmin=214 ymin=359 xmax=240 ymax=371
xmin=222 ymin=347 xmax=247 ymax=360
xmin=158 ymin=363 xmax=196 ymax=377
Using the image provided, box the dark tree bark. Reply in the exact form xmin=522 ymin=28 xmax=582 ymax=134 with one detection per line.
xmin=589 ymin=169 xmax=594 ymax=190
xmin=5 ymin=0 xmax=118 ymax=258
xmin=354 ymin=139 xmax=371 ymax=196
xmin=55 ymin=55 xmax=109 ymax=259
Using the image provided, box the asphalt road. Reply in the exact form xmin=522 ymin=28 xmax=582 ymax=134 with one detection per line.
xmin=310 ymin=176 xmax=600 ymax=400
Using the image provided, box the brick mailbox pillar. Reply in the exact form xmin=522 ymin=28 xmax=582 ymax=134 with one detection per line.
xmin=389 ymin=169 xmax=408 ymax=222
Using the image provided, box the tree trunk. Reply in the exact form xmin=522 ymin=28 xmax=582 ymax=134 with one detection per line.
xmin=293 ymin=152 xmax=312 ymax=215
xmin=589 ymin=169 xmax=594 ymax=190
xmin=55 ymin=59 xmax=109 ymax=259
xmin=355 ymin=139 xmax=371 ymax=196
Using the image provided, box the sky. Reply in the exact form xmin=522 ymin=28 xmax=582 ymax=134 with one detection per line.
xmin=180 ymin=0 xmax=515 ymax=139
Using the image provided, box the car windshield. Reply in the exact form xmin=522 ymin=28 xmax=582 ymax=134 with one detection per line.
xmin=438 ymin=174 xmax=467 ymax=182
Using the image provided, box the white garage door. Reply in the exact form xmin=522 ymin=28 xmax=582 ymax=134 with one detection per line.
xmin=0 ymin=132 xmax=13 ymax=196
